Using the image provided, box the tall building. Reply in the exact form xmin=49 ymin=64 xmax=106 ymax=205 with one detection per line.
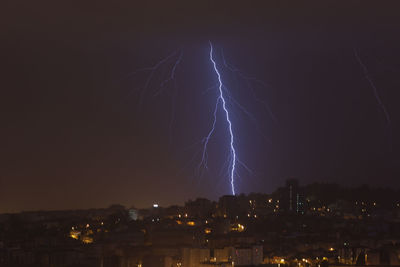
xmin=281 ymin=179 xmax=304 ymax=214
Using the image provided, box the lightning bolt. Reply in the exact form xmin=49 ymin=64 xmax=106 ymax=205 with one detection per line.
xmin=354 ymin=48 xmax=391 ymax=127
xmin=122 ymin=49 xmax=183 ymax=144
xmin=124 ymin=49 xmax=181 ymax=110
xmin=121 ymin=44 xmax=263 ymax=195
xmin=154 ymin=51 xmax=183 ymax=97
xmin=154 ymin=51 xmax=183 ymax=144
xmin=200 ymin=41 xmax=237 ymax=195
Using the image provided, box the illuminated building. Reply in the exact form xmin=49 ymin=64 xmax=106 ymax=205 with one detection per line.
xmin=281 ymin=179 xmax=304 ymax=214
xmin=128 ymin=208 xmax=139 ymax=221
xmin=230 ymin=223 xmax=245 ymax=232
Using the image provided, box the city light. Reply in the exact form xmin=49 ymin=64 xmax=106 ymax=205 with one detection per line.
xmin=82 ymin=236 xmax=93 ymax=244
xmin=69 ymin=230 xmax=80 ymax=240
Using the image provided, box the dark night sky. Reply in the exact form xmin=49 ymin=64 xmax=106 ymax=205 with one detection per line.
xmin=1 ymin=1 xmax=400 ymax=213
